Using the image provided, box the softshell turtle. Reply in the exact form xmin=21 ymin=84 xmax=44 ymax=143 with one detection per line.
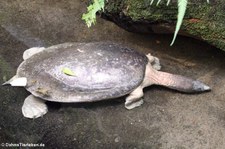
xmin=3 ymin=42 xmax=210 ymax=118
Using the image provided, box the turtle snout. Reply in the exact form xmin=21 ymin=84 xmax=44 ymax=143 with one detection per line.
xmin=193 ymin=80 xmax=211 ymax=92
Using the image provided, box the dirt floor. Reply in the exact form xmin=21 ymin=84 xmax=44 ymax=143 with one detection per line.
xmin=0 ymin=1 xmax=225 ymax=149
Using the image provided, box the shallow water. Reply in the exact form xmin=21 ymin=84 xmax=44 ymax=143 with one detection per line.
xmin=1 ymin=1 xmax=225 ymax=148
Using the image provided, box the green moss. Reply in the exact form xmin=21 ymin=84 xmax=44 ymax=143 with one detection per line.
xmin=182 ymin=2 xmax=225 ymax=50
xmin=105 ymin=0 xmax=225 ymax=51
xmin=105 ymin=0 xmax=124 ymax=13
xmin=125 ymin=0 xmax=177 ymax=21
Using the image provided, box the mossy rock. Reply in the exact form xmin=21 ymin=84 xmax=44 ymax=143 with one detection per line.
xmin=103 ymin=0 xmax=225 ymax=51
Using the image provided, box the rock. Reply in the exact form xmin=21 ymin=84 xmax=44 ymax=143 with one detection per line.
xmin=103 ymin=0 xmax=225 ymax=51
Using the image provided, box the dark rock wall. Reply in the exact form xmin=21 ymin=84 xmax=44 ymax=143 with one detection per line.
xmin=103 ymin=0 xmax=225 ymax=50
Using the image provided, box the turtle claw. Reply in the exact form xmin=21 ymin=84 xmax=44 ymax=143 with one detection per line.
xmin=22 ymin=95 xmax=48 ymax=119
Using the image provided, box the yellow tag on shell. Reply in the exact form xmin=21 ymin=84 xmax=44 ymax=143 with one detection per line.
xmin=62 ymin=68 xmax=76 ymax=76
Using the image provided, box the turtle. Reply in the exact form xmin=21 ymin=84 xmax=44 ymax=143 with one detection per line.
xmin=3 ymin=42 xmax=210 ymax=119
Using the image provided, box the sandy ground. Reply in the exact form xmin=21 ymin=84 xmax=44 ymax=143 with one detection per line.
xmin=0 ymin=1 xmax=225 ymax=149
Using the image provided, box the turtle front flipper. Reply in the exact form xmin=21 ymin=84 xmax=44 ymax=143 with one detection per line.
xmin=22 ymin=95 xmax=48 ymax=119
xmin=125 ymin=86 xmax=144 ymax=109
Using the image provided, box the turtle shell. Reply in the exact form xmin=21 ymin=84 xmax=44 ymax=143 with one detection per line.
xmin=17 ymin=42 xmax=148 ymax=102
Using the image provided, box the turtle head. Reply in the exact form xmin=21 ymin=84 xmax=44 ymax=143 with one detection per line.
xmin=192 ymin=80 xmax=211 ymax=92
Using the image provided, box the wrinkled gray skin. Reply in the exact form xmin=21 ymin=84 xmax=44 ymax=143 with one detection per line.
xmin=3 ymin=42 xmax=210 ymax=118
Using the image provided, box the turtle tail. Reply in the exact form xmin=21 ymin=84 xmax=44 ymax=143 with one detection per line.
xmin=151 ymin=70 xmax=210 ymax=93
xmin=2 ymin=75 xmax=27 ymax=87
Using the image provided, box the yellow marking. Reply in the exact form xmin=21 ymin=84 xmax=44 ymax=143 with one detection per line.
xmin=36 ymin=87 xmax=50 ymax=96
xmin=62 ymin=67 xmax=76 ymax=76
